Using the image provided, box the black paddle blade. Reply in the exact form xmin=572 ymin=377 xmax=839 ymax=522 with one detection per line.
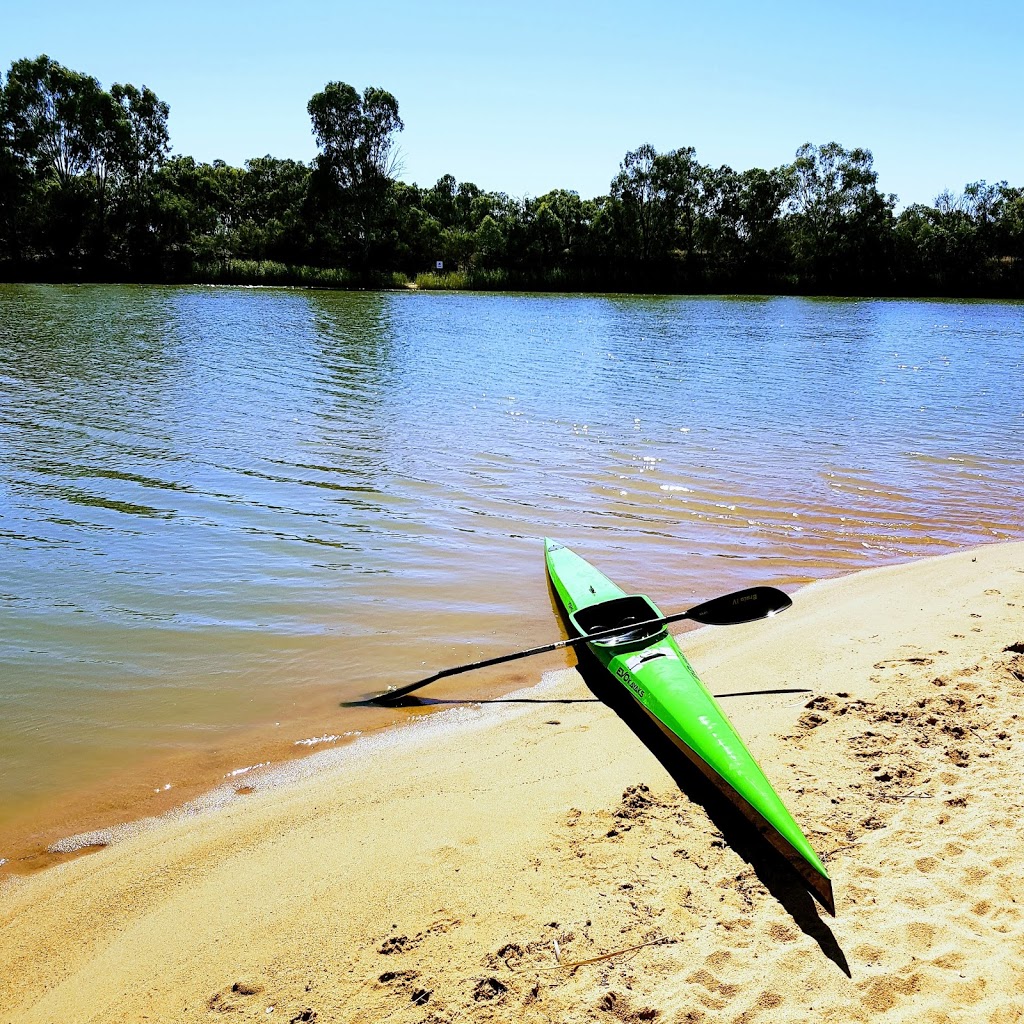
xmin=685 ymin=586 xmax=792 ymax=626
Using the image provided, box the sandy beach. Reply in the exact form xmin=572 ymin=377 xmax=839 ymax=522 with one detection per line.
xmin=3 ymin=541 xmax=1024 ymax=1023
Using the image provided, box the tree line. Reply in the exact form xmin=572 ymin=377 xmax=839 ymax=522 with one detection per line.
xmin=2 ymin=55 xmax=1023 ymax=297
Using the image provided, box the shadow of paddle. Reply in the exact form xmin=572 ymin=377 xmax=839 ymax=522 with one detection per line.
xmin=715 ymin=688 xmax=813 ymax=699
xmin=573 ymin=645 xmax=851 ymax=976
xmin=373 ymin=688 xmax=812 ymax=708
xmin=377 ymin=695 xmax=602 ymax=707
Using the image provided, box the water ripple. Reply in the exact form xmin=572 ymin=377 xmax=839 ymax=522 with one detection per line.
xmin=1 ymin=285 xmax=1023 ymax=827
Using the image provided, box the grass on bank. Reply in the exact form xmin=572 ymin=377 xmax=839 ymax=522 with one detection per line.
xmin=196 ymin=263 xmax=568 ymax=291
xmin=193 ymin=260 xmax=410 ymax=289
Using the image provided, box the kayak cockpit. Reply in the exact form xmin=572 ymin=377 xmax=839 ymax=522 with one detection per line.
xmin=570 ymin=594 xmax=666 ymax=648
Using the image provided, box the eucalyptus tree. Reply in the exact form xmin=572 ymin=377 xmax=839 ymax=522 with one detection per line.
xmin=306 ymin=81 xmax=403 ymax=268
xmin=422 ymin=174 xmax=459 ymax=227
xmin=230 ymin=156 xmax=309 ymax=262
xmin=895 ymin=180 xmax=1024 ymax=294
xmin=308 ymin=82 xmax=403 ymax=187
xmin=610 ymin=144 xmax=744 ymax=283
xmin=729 ymin=166 xmax=794 ymax=284
xmin=102 ymin=82 xmax=169 ymax=266
xmin=0 ymin=55 xmax=171 ymax=266
xmin=108 ymin=83 xmax=169 ymax=185
xmin=527 ymin=189 xmax=594 ymax=267
xmin=653 ymin=149 xmax=748 ymax=280
xmin=585 ymin=195 xmax=621 ymax=267
xmin=650 ymin=146 xmax=702 ymax=260
xmin=610 ymin=144 xmax=669 ymax=264
xmin=0 ymin=69 xmax=31 ymax=261
xmin=2 ymin=56 xmax=109 ymax=186
xmin=525 ymin=197 xmax=565 ymax=265
xmin=473 ymin=214 xmax=505 ymax=269
xmin=962 ymin=180 xmax=1013 ymax=274
xmin=787 ymin=142 xmax=896 ymax=288
xmin=453 ymin=180 xmax=484 ymax=229
xmin=0 ymin=55 xmax=110 ymax=261
xmin=995 ymin=184 xmax=1024 ymax=267
xmin=894 ymin=203 xmax=945 ymax=290
xmin=149 ymin=156 xmax=247 ymax=271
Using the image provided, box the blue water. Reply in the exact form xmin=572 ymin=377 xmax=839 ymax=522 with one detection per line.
xmin=1 ymin=285 xmax=1022 ymax=848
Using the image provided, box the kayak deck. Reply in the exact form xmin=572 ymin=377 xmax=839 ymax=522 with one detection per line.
xmin=544 ymin=538 xmax=834 ymax=916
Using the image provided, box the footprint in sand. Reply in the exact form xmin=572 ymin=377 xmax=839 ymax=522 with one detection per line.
xmin=472 ymin=977 xmax=508 ymax=1002
xmin=903 ymin=920 xmax=938 ymax=952
xmin=858 ymin=974 xmax=923 ymax=1014
xmin=767 ymin=923 xmax=798 ymax=943
xmin=874 ymin=657 xmax=934 ymax=669
xmin=208 ymin=980 xmax=265 ymax=1013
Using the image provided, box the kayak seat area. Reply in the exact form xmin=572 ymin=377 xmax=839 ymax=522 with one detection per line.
xmin=571 ymin=594 xmax=666 ymax=647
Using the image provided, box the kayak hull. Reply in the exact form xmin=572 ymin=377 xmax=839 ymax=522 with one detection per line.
xmin=544 ymin=538 xmax=834 ymax=916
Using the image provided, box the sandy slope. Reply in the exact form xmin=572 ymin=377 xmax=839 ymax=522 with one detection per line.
xmin=2 ymin=542 xmax=1023 ymax=1023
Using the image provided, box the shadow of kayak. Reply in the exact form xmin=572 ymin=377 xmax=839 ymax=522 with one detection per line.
xmin=572 ymin=642 xmax=851 ymax=976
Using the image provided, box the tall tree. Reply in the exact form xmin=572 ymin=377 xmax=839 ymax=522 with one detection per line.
xmin=0 ymin=69 xmax=31 ymax=261
xmin=108 ymin=83 xmax=170 ymax=187
xmin=653 ymin=148 xmax=739 ymax=279
xmin=610 ymin=143 xmax=669 ymax=264
xmin=306 ymin=81 xmax=403 ymax=269
xmin=729 ymin=166 xmax=794 ymax=284
xmin=787 ymin=142 xmax=895 ymax=288
xmin=0 ymin=56 xmax=171 ymax=267
xmin=307 ymin=82 xmax=403 ymax=190
xmin=2 ymin=55 xmax=110 ymax=186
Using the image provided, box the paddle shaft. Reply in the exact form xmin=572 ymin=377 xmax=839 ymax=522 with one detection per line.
xmin=365 ymin=585 xmax=790 ymax=706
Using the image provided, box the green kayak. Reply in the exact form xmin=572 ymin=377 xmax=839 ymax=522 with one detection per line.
xmin=545 ymin=538 xmax=834 ymax=915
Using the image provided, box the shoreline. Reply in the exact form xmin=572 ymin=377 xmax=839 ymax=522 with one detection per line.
xmin=3 ymin=540 xmax=1024 ymax=1021
xmin=5 ymin=279 xmax=1024 ymax=303
xmin=2 ymin=530 xmax=1019 ymax=880
xmin=0 ymin=648 xmax=573 ymax=878
xmin=46 ymin=670 xmax=575 ymax=856
xmin=0 ymin=535 xmax=998 ymax=877
xmin=5 ymin=283 xmax=1023 ymax=884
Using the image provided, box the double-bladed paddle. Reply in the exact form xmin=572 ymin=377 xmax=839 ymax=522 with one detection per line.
xmin=343 ymin=585 xmax=792 ymax=707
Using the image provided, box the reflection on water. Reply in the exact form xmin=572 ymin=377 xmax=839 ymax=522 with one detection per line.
xmin=1 ymin=285 xmax=1023 ymax=853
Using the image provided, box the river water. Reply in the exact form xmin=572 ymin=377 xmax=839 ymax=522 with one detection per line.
xmin=1 ymin=285 xmax=1022 ymax=866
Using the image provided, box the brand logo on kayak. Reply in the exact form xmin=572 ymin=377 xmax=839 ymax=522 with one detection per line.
xmin=615 ymin=665 xmax=644 ymax=699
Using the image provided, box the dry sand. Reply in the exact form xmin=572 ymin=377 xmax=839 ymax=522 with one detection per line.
xmin=2 ymin=542 xmax=1024 ymax=1023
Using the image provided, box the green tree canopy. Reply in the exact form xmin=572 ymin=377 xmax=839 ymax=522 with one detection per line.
xmin=306 ymin=81 xmax=404 ymax=269
xmin=307 ymin=82 xmax=403 ymax=190
xmin=787 ymin=142 xmax=896 ymax=287
xmin=2 ymin=55 xmax=1023 ymax=296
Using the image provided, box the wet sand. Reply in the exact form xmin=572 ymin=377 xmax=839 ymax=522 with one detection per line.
xmin=2 ymin=541 xmax=1024 ymax=1022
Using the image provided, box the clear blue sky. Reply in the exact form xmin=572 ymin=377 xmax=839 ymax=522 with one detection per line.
xmin=3 ymin=0 xmax=1022 ymax=207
